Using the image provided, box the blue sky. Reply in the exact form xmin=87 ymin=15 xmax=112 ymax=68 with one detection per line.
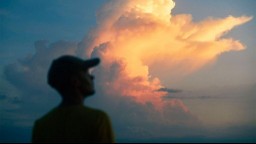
xmin=0 ymin=0 xmax=107 ymax=64
xmin=0 ymin=0 xmax=256 ymax=142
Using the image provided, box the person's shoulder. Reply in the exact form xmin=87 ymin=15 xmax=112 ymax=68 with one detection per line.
xmin=35 ymin=107 xmax=59 ymax=123
xmin=84 ymin=106 xmax=109 ymax=118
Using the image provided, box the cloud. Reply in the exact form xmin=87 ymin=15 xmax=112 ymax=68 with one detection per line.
xmin=69 ymin=0 xmax=253 ymax=138
xmin=2 ymin=0 xmax=253 ymax=140
xmin=157 ymin=87 xmax=183 ymax=93
xmin=163 ymin=95 xmax=229 ymax=100
xmin=78 ymin=0 xmax=252 ymax=108
xmin=4 ymin=40 xmax=78 ymax=95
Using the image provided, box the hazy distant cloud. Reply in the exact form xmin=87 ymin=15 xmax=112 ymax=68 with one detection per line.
xmin=4 ymin=40 xmax=78 ymax=95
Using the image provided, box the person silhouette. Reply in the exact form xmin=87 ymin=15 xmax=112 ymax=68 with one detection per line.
xmin=32 ymin=55 xmax=115 ymax=143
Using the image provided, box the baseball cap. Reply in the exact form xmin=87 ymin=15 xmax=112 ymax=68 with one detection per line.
xmin=47 ymin=55 xmax=100 ymax=88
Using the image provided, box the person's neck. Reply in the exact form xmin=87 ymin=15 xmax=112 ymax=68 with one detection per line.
xmin=59 ymin=90 xmax=84 ymax=107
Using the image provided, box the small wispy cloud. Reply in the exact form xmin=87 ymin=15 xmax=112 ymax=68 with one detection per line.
xmin=157 ymin=87 xmax=183 ymax=93
xmin=163 ymin=95 xmax=231 ymax=100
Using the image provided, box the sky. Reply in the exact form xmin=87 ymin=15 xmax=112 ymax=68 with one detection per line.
xmin=0 ymin=0 xmax=256 ymax=142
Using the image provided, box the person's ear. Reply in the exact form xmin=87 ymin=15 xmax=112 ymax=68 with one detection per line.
xmin=70 ymin=76 xmax=81 ymax=87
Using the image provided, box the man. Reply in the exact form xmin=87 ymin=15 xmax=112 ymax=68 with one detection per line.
xmin=32 ymin=55 xmax=115 ymax=143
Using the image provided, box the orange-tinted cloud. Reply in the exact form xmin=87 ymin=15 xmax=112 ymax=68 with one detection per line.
xmin=80 ymin=0 xmax=252 ymax=109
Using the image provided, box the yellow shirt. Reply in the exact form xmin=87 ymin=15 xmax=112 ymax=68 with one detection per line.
xmin=32 ymin=105 xmax=115 ymax=143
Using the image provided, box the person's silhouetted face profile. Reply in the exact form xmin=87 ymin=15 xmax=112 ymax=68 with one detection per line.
xmin=47 ymin=56 xmax=98 ymax=106
xmin=32 ymin=55 xmax=115 ymax=143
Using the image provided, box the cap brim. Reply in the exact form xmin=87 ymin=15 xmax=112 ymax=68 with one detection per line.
xmin=83 ymin=58 xmax=100 ymax=68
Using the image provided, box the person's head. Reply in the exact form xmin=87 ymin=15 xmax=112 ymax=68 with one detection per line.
xmin=47 ymin=55 xmax=100 ymax=98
